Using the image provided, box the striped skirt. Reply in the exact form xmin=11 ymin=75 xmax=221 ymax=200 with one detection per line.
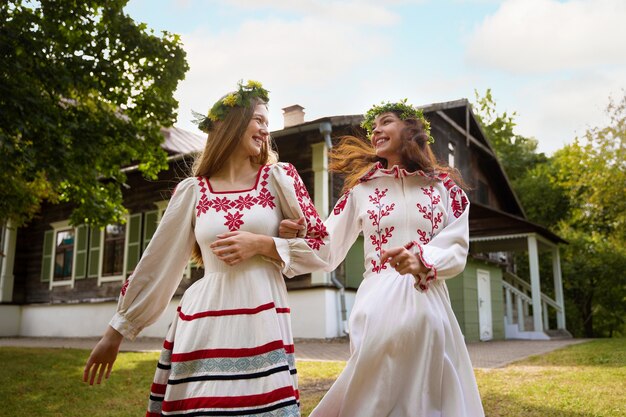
xmin=146 ymin=269 xmax=300 ymax=417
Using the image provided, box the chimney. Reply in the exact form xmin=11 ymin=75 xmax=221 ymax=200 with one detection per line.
xmin=282 ymin=104 xmax=305 ymax=128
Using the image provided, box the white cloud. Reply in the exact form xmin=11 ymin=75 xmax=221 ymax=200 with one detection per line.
xmin=466 ymin=0 xmax=626 ymax=73
xmin=511 ymin=69 xmax=625 ymax=154
xmin=173 ymin=15 xmax=391 ymax=131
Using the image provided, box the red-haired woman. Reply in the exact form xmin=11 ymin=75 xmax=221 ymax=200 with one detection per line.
xmin=281 ymin=100 xmax=484 ymax=416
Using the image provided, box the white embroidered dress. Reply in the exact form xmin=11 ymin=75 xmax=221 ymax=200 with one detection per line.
xmin=110 ymin=163 xmax=328 ymax=417
xmin=310 ymin=163 xmax=484 ymax=417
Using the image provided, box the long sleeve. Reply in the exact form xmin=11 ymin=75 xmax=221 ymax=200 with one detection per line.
xmin=268 ymin=163 xmax=330 ymax=278
xmin=407 ymin=182 xmax=470 ymax=292
xmin=322 ymin=188 xmax=362 ymax=272
xmin=109 ymin=177 xmax=197 ymax=340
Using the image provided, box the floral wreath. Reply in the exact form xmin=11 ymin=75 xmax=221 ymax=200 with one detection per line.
xmin=361 ymin=98 xmax=434 ymax=143
xmin=193 ymin=80 xmax=269 ymax=133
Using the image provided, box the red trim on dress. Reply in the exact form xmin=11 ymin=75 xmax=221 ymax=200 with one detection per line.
xmin=161 ymin=385 xmax=297 ymax=411
xmin=206 ymin=164 xmax=265 ymax=194
xmin=177 ymin=302 xmax=277 ymax=321
xmin=150 ymin=382 xmax=167 ymax=395
xmin=171 ymin=340 xmax=292 ymax=362
xmin=405 ymin=241 xmax=437 ymax=292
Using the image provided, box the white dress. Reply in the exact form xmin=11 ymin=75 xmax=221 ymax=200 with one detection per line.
xmin=109 ymin=163 xmax=329 ymax=417
xmin=310 ymin=162 xmax=484 ymax=417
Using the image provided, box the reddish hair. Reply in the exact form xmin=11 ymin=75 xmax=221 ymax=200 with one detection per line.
xmin=330 ymin=112 xmax=465 ymax=192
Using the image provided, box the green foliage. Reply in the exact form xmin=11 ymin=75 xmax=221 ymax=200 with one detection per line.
xmin=0 ymin=0 xmax=189 ymax=228
xmin=361 ymin=98 xmax=434 ymax=143
xmin=550 ymin=97 xmax=626 ymax=337
xmin=472 ymin=90 xmax=626 ymax=337
xmin=473 ymin=89 xmax=547 ymax=183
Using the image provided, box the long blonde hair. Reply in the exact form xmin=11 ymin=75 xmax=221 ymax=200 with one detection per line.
xmin=190 ymin=96 xmax=278 ymax=265
xmin=330 ymin=114 xmax=464 ymax=192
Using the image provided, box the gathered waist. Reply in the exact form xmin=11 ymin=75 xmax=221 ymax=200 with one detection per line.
xmin=200 ymin=255 xmax=280 ymax=275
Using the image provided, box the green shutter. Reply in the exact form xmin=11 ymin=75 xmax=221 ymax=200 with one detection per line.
xmin=126 ymin=213 xmax=142 ymax=273
xmin=74 ymin=225 xmax=88 ymax=279
xmin=88 ymin=228 xmax=102 ymax=278
xmin=41 ymin=230 xmax=54 ymax=282
xmin=142 ymin=210 xmax=159 ymax=252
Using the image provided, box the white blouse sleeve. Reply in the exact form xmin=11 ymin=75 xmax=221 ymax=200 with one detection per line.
xmin=269 ymin=163 xmax=330 ymax=278
xmin=322 ymin=187 xmax=362 ymax=272
xmin=109 ymin=177 xmax=197 ymax=340
xmin=407 ymin=181 xmax=470 ymax=292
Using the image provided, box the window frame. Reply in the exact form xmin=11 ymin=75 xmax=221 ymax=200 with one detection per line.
xmin=47 ymin=220 xmax=78 ymax=289
xmin=97 ymin=216 xmax=130 ymax=285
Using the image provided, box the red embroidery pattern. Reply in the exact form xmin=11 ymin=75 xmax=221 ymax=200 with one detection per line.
xmin=404 ymin=241 xmax=437 ymax=292
xmin=281 ymin=163 xmax=328 ymax=251
xmin=450 ymin=187 xmax=468 ymax=218
xmin=358 ymin=164 xmax=380 ymax=184
xmin=416 ymin=186 xmax=443 ymax=244
xmin=333 ymin=190 xmax=351 ymax=215
xmin=195 ymin=166 xmax=276 ymax=231
xmin=120 ymin=278 xmax=130 ymax=296
xmin=367 ymin=188 xmax=395 ymax=273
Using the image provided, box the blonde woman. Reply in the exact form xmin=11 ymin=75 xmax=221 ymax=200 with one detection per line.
xmin=84 ymin=81 xmax=328 ymax=417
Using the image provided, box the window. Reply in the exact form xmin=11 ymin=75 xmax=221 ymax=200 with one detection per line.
xmin=97 ymin=215 xmax=135 ymax=285
xmin=448 ymin=141 xmax=456 ymax=168
xmin=102 ymin=224 xmax=126 ymax=277
xmin=41 ymin=221 xmax=88 ymax=288
xmin=53 ymin=229 xmax=74 ymax=280
xmin=41 ymin=201 xmax=194 ymax=290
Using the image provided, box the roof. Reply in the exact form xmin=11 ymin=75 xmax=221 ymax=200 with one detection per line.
xmin=161 ymin=126 xmax=205 ymax=154
xmin=469 ymin=202 xmax=566 ymax=245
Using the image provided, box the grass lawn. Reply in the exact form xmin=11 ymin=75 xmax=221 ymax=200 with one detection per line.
xmin=0 ymin=338 xmax=623 ymax=416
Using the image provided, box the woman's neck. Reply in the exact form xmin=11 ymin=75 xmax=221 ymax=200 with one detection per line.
xmin=210 ymin=158 xmax=259 ymax=189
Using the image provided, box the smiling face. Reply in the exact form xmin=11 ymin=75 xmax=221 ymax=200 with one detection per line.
xmin=371 ymin=112 xmax=405 ymax=167
xmin=236 ymin=103 xmax=270 ymax=159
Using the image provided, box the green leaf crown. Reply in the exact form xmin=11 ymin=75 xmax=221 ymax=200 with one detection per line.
xmin=193 ymin=80 xmax=269 ymax=133
xmin=361 ymin=99 xmax=434 ymax=144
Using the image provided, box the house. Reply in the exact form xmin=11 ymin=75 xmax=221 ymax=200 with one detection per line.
xmin=0 ymin=100 xmax=569 ymax=342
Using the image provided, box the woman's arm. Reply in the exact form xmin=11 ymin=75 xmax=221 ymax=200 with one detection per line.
xmin=83 ymin=326 xmax=124 ymax=385
xmin=210 ymin=231 xmax=280 ymax=265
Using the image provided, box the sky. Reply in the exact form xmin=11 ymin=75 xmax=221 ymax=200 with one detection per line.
xmin=124 ymin=0 xmax=626 ymax=155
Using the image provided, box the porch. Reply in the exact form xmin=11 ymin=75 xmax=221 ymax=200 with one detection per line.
xmin=469 ymin=203 xmax=570 ymax=340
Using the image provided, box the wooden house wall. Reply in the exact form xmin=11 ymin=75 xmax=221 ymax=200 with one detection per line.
xmin=447 ymin=259 xmax=505 ymax=342
xmin=13 ymin=158 xmax=197 ymax=305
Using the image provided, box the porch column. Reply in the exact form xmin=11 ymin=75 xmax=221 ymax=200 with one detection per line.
xmin=527 ymin=235 xmax=544 ymax=332
xmin=543 ymin=301 xmax=549 ymax=330
xmin=505 ymin=288 xmax=513 ymax=325
xmin=552 ymin=246 xmax=566 ymax=329
xmin=516 ymin=295 xmax=525 ymax=332
xmin=0 ymin=220 xmax=17 ymax=302
xmin=311 ymin=142 xmax=329 ymax=285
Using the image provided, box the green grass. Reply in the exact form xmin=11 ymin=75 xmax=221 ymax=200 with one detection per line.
xmin=0 ymin=339 xmax=623 ymax=417
xmin=476 ymin=338 xmax=626 ymax=417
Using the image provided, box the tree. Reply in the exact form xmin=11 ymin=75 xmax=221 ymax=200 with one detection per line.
xmin=473 ymin=89 xmax=547 ymax=183
xmin=0 ymin=0 xmax=189 ymax=228
xmin=550 ymin=95 xmax=626 ymax=337
xmin=472 ymin=89 xmax=626 ymax=337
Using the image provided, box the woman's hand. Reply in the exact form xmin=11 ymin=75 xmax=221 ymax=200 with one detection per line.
xmin=278 ymin=217 xmax=305 ymax=239
xmin=211 ymin=231 xmax=278 ymax=265
xmin=381 ymin=246 xmax=427 ymax=276
xmin=83 ymin=326 xmax=123 ymax=385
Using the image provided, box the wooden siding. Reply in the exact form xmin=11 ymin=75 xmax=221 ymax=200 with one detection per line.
xmin=448 ymin=259 xmax=505 ymax=342
xmin=13 ymin=158 xmax=197 ymax=304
